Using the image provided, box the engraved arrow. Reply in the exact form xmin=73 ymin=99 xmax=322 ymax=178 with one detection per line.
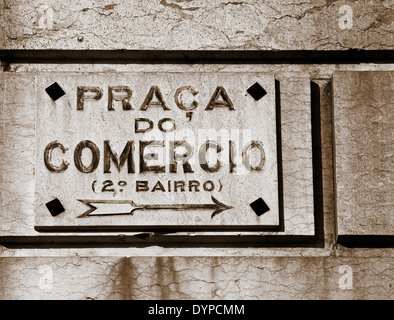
xmin=77 ymin=196 xmax=233 ymax=219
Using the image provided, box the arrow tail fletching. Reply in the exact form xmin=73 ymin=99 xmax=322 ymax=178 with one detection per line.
xmin=77 ymin=200 xmax=98 ymax=218
xmin=77 ymin=200 xmax=140 ymax=217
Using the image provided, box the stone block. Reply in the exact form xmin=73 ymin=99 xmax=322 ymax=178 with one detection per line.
xmin=333 ymin=71 xmax=393 ymax=236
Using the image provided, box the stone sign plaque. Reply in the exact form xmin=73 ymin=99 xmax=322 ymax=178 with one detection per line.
xmin=34 ymin=73 xmax=279 ymax=231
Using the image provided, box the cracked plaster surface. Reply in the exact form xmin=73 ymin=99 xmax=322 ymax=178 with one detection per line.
xmin=0 ymin=0 xmax=393 ymax=50
xmin=0 ymin=256 xmax=393 ymax=299
xmin=0 ymin=0 xmax=393 ymax=301
xmin=0 ymin=68 xmax=392 ymax=299
xmin=334 ymin=71 xmax=394 ymax=236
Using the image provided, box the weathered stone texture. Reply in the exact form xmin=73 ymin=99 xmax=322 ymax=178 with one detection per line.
xmin=0 ymin=70 xmax=315 ymax=236
xmin=0 ymin=256 xmax=392 ymax=300
xmin=34 ymin=72 xmax=281 ymax=231
xmin=0 ymin=73 xmax=35 ymax=236
xmin=0 ymin=0 xmax=392 ymax=50
xmin=0 ymin=0 xmax=393 ymax=302
xmin=333 ymin=71 xmax=394 ymax=236
xmin=278 ymin=74 xmax=314 ymax=235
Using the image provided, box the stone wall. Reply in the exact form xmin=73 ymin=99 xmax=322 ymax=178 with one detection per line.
xmin=0 ymin=0 xmax=393 ymax=300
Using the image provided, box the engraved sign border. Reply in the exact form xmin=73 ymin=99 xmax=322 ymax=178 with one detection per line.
xmin=34 ymin=72 xmax=284 ymax=232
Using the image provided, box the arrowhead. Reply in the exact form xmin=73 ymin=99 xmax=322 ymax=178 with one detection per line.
xmin=210 ymin=196 xmax=233 ymax=218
